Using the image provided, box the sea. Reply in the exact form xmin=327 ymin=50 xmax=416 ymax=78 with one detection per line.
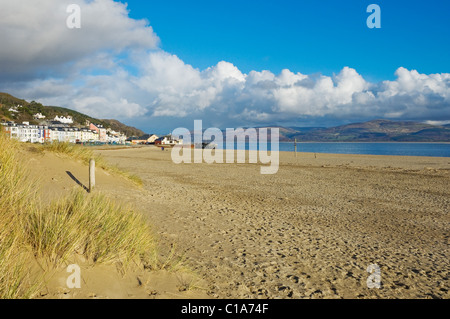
xmin=216 ymin=142 xmax=450 ymax=158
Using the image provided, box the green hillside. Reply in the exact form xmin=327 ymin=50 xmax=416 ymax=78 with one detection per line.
xmin=0 ymin=93 xmax=145 ymax=137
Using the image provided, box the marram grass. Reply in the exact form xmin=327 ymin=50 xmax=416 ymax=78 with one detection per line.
xmin=0 ymin=133 xmax=38 ymax=298
xmin=0 ymin=134 xmax=157 ymax=298
xmin=40 ymin=142 xmax=143 ymax=186
xmin=26 ymin=189 xmax=158 ymax=267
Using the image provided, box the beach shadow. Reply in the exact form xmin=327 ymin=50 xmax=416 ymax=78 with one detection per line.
xmin=66 ymin=171 xmax=89 ymax=192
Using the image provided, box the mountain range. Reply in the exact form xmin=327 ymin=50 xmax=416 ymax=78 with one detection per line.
xmin=271 ymin=120 xmax=450 ymax=142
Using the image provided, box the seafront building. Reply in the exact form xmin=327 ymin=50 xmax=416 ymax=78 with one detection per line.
xmin=89 ymin=123 xmax=107 ymax=143
xmin=1 ymin=121 xmax=128 ymax=144
xmin=125 ymin=134 xmax=159 ymax=145
xmin=154 ymin=135 xmax=183 ymax=146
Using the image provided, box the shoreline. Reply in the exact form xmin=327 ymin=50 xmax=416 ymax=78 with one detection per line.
xmin=278 ymin=141 xmax=450 ymax=144
xmin=214 ymin=142 xmax=450 ymax=158
xmin=105 ymin=144 xmax=450 ymax=160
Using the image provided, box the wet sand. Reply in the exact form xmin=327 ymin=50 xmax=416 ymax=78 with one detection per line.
xmin=95 ymin=147 xmax=450 ymax=299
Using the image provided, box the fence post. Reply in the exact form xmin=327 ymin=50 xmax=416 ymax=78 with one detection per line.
xmin=89 ymin=159 xmax=95 ymax=193
xmin=294 ymin=138 xmax=297 ymax=158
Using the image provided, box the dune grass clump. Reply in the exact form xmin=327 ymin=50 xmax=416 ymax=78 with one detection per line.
xmin=26 ymin=189 xmax=158 ymax=268
xmin=0 ymin=134 xmax=38 ymax=298
xmin=0 ymin=238 xmax=32 ymax=299
xmin=0 ymin=134 xmax=158 ymax=298
xmin=41 ymin=141 xmax=93 ymax=162
xmin=40 ymin=142 xmax=143 ymax=186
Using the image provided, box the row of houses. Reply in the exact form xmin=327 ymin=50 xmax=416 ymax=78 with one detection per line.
xmin=125 ymin=134 xmax=184 ymax=146
xmin=1 ymin=119 xmax=179 ymax=147
xmin=126 ymin=134 xmax=159 ymax=145
xmin=1 ymin=122 xmax=127 ymax=144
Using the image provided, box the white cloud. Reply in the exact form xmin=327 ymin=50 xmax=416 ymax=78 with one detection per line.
xmin=424 ymin=120 xmax=450 ymax=126
xmin=72 ymin=96 xmax=145 ymax=119
xmin=0 ymin=0 xmax=159 ymax=77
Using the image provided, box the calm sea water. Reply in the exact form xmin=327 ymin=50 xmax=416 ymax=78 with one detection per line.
xmin=281 ymin=143 xmax=450 ymax=157
xmin=219 ymin=142 xmax=450 ymax=157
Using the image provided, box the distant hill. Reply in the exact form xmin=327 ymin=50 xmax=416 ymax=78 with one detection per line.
xmin=240 ymin=120 xmax=449 ymax=142
xmin=0 ymin=92 xmax=145 ymax=136
xmin=285 ymin=120 xmax=450 ymax=142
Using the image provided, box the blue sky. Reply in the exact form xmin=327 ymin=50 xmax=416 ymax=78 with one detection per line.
xmin=124 ymin=0 xmax=450 ymax=82
xmin=1 ymin=0 xmax=449 ymax=133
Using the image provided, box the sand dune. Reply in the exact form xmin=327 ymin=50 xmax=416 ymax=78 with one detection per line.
xmin=25 ymin=148 xmax=209 ymax=299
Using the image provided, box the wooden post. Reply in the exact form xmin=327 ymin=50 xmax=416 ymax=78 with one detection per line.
xmin=89 ymin=159 xmax=95 ymax=193
xmin=294 ymin=138 xmax=297 ymax=157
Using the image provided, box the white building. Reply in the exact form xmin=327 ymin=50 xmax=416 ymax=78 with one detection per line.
xmin=54 ymin=116 xmax=74 ymax=124
xmin=80 ymin=129 xmax=96 ymax=143
xmin=33 ymin=113 xmax=46 ymax=120
xmin=3 ymin=123 xmax=48 ymax=144
xmin=106 ymin=131 xmax=127 ymax=144
xmin=8 ymin=105 xmax=22 ymax=114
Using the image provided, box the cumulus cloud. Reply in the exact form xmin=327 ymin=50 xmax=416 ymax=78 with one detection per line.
xmin=125 ymin=56 xmax=450 ymax=124
xmin=1 ymin=0 xmax=449 ymax=127
xmin=0 ymin=0 xmax=159 ymax=78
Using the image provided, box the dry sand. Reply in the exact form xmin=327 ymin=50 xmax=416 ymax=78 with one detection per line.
xmin=25 ymin=148 xmax=209 ymax=299
xmin=23 ymin=145 xmax=449 ymax=299
xmin=86 ymin=146 xmax=449 ymax=299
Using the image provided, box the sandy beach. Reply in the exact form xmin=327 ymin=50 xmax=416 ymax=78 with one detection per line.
xmin=79 ymin=146 xmax=450 ymax=299
xmin=4 ymin=0 xmax=450 ymax=303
